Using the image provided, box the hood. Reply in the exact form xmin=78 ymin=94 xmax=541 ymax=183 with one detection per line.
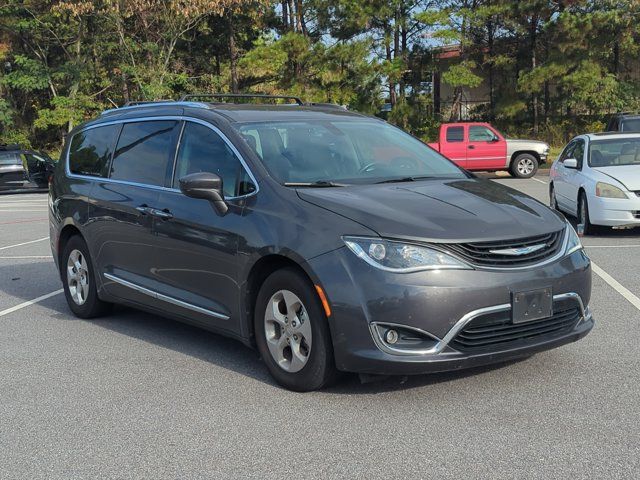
xmin=594 ymin=165 xmax=640 ymax=191
xmin=297 ymin=178 xmax=565 ymax=243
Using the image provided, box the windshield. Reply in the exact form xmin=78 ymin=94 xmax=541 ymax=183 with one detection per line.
xmin=237 ymin=120 xmax=467 ymax=185
xmin=589 ymin=138 xmax=640 ymax=167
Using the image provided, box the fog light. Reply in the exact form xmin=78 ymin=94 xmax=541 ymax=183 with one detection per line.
xmin=385 ymin=329 xmax=399 ymax=344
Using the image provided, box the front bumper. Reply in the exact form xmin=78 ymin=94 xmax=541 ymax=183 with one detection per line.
xmin=588 ymin=194 xmax=640 ymax=227
xmin=308 ymin=247 xmax=592 ymax=375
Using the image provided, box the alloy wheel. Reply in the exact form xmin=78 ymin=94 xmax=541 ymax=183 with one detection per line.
xmin=517 ymin=158 xmax=535 ymax=176
xmin=66 ymin=249 xmax=90 ymax=305
xmin=264 ymin=289 xmax=312 ymax=373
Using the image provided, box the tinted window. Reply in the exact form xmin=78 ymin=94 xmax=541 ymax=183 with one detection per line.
xmin=446 ymin=126 xmax=464 ymax=142
xmin=173 ymin=122 xmax=245 ymax=197
xmin=69 ymin=125 xmax=119 ymax=177
xmin=0 ymin=152 xmax=21 ymax=165
xmin=469 ymin=126 xmax=496 ymax=142
xmin=621 ymin=118 xmax=640 ymax=132
xmin=110 ymin=121 xmax=180 ymax=186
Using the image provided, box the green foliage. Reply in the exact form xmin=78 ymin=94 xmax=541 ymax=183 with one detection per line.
xmin=0 ymin=0 xmax=638 ymax=152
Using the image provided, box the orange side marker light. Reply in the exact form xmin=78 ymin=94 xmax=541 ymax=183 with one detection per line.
xmin=314 ymin=285 xmax=332 ymax=317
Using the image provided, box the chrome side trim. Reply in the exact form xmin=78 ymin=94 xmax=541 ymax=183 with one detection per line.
xmin=64 ymin=115 xmax=260 ymax=201
xmin=103 ymin=272 xmax=229 ymax=320
xmin=370 ymin=292 xmax=589 ymax=356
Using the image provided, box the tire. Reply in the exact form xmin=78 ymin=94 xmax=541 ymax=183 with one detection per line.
xmin=60 ymin=235 xmax=111 ymax=318
xmin=510 ymin=153 xmax=539 ymax=178
xmin=254 ymin=267 xmax=338 ymax=391
xmin=578 ymin=192 xmax=598 ymax=236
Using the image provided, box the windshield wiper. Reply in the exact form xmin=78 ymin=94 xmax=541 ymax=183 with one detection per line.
xmin=375 ymin=175 xmax=436 ymax=184
xmin=284 ymin=181 xmax=347 ymax=187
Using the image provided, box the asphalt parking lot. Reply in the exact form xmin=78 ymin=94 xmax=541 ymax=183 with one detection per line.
xmin=1 ymin=178 xmax=639 ymax=479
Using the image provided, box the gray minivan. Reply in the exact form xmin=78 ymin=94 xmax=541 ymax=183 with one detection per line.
xmin=49 ymin=96 xmax=593 ymax=391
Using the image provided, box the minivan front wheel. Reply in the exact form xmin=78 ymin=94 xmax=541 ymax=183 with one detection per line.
xmin=254 ymin=268 xmax=337 ymax=391
xmin=61 ymin=236 xmax=111 ymax=318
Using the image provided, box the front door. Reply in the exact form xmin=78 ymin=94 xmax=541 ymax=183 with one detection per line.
xmin=466 ymin=125 xmax=507 ymax=170
xmin=152 ymin=120 xmax=256 ymax=334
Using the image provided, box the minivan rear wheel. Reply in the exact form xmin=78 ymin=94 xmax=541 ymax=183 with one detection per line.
xmin=254 ymin=267 xmax=337 ymax=391
xmin=61 ymin=235 xmax=111 ymax=318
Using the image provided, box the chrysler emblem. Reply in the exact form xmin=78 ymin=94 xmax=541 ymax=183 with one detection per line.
xmin=489 ymin=243 xmax=547 ymax=256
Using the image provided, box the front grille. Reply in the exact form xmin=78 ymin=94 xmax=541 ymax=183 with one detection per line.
xmin=451 ymin=303 xmax=581 ymax=353
xmin=634 ymin=211 xmax=640 ymax=219
xmin=443 ymin=230 xmax=564 ymax=268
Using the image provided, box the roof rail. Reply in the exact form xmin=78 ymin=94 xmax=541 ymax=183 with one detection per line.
xmin=179 ymin=93 xmax=304 ymax=105
xmin=100 ymin=100 xmax=210 ymax=116
xmin=307 ymin=102 xmax=347 ymax=110
xmin=123 ymin=100 xmax=174 ymax=107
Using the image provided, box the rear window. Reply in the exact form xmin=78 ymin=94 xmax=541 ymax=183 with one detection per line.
xmin=110 ymin=121 xmax=180 ymax=186
xmin=69 ymin=124 xmax=120 ymax=177
xmin=0 ymin=152 xmax=21 ymax=165
xmin=621 ymin=118 xmax=640 ymax=132
xmin=446 ymin=126 xmax=464 ymax=142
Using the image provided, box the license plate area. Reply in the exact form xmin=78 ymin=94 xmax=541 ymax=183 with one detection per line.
xmin=512 ymin=287 xmax=552 ymax=324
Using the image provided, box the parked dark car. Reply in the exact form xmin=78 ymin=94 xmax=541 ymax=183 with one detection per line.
xmin=49 ymin=95 xmax=594 ymax=391
xmin=606 ymin=113 xmax=640 ymax=132
xmin=0 ymin=144 xmax=54 ymax=193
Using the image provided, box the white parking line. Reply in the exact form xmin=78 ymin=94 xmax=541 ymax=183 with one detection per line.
xmin=0 ymin=237 xmax=49 ymax=251
xmin=531 ymin=177 xmax=548 ymax=185
xmin=0 ymin=255 xmax=52 ymax=259
xmin=585 ymin=245 xmax=640 ymax=248
xmin=0 ymin=289 xmax=64 ymax=317
xmin=592 ymin=262 xmax=640 ymax=311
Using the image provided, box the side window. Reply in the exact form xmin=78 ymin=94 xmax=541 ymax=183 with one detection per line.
xmin=69 ymin=124 xmax=120 ymax=177
xmin=110 ymin=121 xmax=180 ymax=186
xmin=572 ymin=140 xmax=585 ymax=168
xmin=173 ymin=122 xmax=250 ymax=198
xmin=558 ymin=142 xmax=575 ymax=163
xmin=446 ymin=126 xmax=464 ymax=143
xmin=469 ymin=126 xmax=496 ymax=142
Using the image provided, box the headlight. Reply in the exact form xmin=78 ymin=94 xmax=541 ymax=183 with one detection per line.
xmin=596 ymin=182 xmax=627 ymax=199
xmin=564 ymin=222 xmax=582 ymax=256
xmin=343 ymin=236 xmax=471 ymax=272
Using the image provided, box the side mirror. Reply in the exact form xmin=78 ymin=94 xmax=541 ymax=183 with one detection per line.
xmin=490 ymin=135 xmax=500 ymax=142
xmin=563 ymin=158 xmax=578 ymax=169
xmin=179 ymin=172 xmax=228 ymax=215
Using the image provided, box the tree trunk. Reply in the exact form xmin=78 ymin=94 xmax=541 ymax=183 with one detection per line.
xmin=281 ymin=1 xmax=289 ymax=30
xmin=228 ymin=16 xmax=239 ymax=93
xmin=295 ymin=0 xmax=307 ymax=35
xmin=287 ymin=0 xmax=295 ymax=31
xmin=385 ymin=34 xmax=396 ymax=106
xmin=530 ymin=16 xmax=538 ymax=134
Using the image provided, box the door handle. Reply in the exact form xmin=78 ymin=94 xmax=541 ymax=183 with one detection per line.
xmin=136 ymin=204 xmax=150 ymax=215
xmin=468 ymin=145 xmax=475 ymax=149
xmin=149 ymin=208 xmax=173 ymax=220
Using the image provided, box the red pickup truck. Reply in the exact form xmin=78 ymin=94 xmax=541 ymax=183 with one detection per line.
xmin=428 ymin=122 xmax=550 ymax=178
